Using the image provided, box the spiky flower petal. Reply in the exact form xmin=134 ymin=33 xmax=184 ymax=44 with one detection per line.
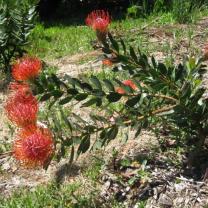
xmin=9 ymin=82 xmax=30 ymax=93
xmin=12 ymin=56 xmax=42 ymax=81
xmin=86 ymin=10 xmax=111 ymax=33
xmin=102 ymin=59 xmax=113 ymax=66
xmin=13 ymin=126 xmax=54 ymax=167
xmin=116 ymin=80 xmax=138 ymax=94
xmin=123 ymin=80 xmax=137 ymax=90
xmin=116 ymin=87 xmax=126 ymax=95
xmin=5 ymin=90 xmax=38 ymax=127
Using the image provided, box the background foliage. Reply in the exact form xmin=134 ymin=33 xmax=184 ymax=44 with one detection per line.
xmin=0 ymin=0 xmax=37 ymax=75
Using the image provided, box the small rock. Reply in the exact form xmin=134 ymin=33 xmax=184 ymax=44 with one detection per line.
xmin=126 ymin=186 xmax=130 ymax=192
xmin=104 ymin=180 xmax=111 ymax=190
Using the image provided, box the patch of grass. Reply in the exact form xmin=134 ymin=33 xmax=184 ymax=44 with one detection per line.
xmin=84 ymin=156 xmax=104 ymax=181
xmin=0 ymin=123 xmax=14 ymax=154
xmin=0 ymin=182 xmax=96 ymax=208
xmin=27 ymin=23 xmax=95 ymax=61
xmin=0 ymin=156 xmax=125 ymax=208
xmin=112 ymin=12 xmax=175 ymax=34
xmin=0 ymin=156 xmax=105 ymax=208
xmin=27 ymin=9 xmax=208 ymax=63
xmin=0 ymin=141 xmax=11 ymax=154
xmin=27 ymin=13 xmax=177 ymax=62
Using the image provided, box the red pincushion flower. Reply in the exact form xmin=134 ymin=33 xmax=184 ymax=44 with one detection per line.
xmin=5 ymin=90 xmax=38 ymax=127
xmin=116 ymin=87 xmax=126 ymax=95
xmin=116 ymin=80 xmax=138 ymax=94
xmin=9 ymin=82 xmax=30 ymax=93
xmin=86 ymin=10 xmax=111 ymax=33
xmin=123 ymin=80 xmax=137 ymax=90
xmin=13 ymin=126 xmax=54 ymax=167
xmin=102 ymin=59 xmax=113 ymax=66
xmin=12 ymin=56 xmax=42 ymax=81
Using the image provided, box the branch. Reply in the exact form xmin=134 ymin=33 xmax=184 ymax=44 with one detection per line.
xmin=124 ymin=104 xmax=177 ymax=125
xmin=126 ymin=93 xmax=178 ymax=102
xmin=71 ymin=104 xmax=177 ymax=138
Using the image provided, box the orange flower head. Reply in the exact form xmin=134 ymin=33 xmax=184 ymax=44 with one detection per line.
xmin=116 ymin=87 xmax=126 ymax=95
xmin=123 ymin=80 xmax=137 ymax=90
xmin=9 ymin=82 xmax=31 ymax=93
xmin=86 ymin=10 xmax=111 ymax=33
xmin=5 ymin=90 xmax=38 ymax=127
xmin=102 ymin=59 xmax=113 ymax=66
xmin=12 ymin=56 xmax=42 ymax=81
xmin=13 ymin=126 xmax=54 ymax=167
xmin=116 ymin=80 xmax=137 ymax=94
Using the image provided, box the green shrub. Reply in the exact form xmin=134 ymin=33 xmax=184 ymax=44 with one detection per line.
xmin=32 ymin=32 xmax=208 ymax=167
xmin=126 ymin=0 xmax=206 ymax=23
xmin=0 ymin=0 xmax=37 ymax=75
xmin=172 ymin=0 xmax=196 ymax=23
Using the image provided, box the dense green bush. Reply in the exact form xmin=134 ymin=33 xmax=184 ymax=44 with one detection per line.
xmin=2 ymin=1 xmax=208 ymax=171
xmin=129 ymin=0 xmax=206 ymax=21
xmin=32 ymin=31 xmax=208 ymax=167
xmin=0 ymin=0 xmax=37 ymax=75
xmin=172 ymin=0 xmax=199 ymax=23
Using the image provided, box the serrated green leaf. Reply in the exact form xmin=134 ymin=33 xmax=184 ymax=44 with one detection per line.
xmin=74 ymin=93 xmax=88 ymax=101
xmin=181 ymin=82 xmax=192 ymax=98
xmin=52 ymin=90 xmax=64 ymax=98
xmin=126 ymin=95 xmax=141 ymax=107
xmin=130 ymin=46 xmax=138 ymax=63
xmin=120 ymin=39 xmax=126 ymax=54
xmin=82 ymin=98 xmax=99 ymax=107
xmin=77 ymin=135 xmax=91 ymax=155
xmin=59 ymin=96 xmax=73 ymax=105
xmin=90 ymin=76 xmax=102 ymax=90
xmin=84 ymin=125 xmax=96 ymax=133
xmin=100 ymin=129 xmax=106 ymax=140
xmin=59 ymin=108 xmax=73 ymax=132
xmin=67 ymin=88 xmax=78 ymax=95
xmin=81 ymin=82 xmax=93 ymax=91
xmin=158 ymin=63 xmax=167 ymax=75
xmin=91 ymin=89 xmax=105 ymax=97
xmin=51 ymin=73 xmax=61 ymax=88
xmin=48 ymin=100 xmax=56 ymax=109
xmin=107 ymin=92 xmax=122 ymax=102
xmin=90 ymin=114 xmax=108 ymax=123
xmin=103 ymin=79 xmax=115 ymax=91
xmin=142 ymin=119 xmax=149 ymax=128
xmin=151 ymin=56 xmax=157 ymax=68
xmin=107 ymin=126 xmax=119 ymax=141
xmin=134 ymin=123 xmax=142 ymax=138
xmin=108 ymin=32 xmax=119 ymax=52
xmin=40 ymin=93 xmax=52 ymax=101
xmin=175 ymin=64 xmax=185 ymax=81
